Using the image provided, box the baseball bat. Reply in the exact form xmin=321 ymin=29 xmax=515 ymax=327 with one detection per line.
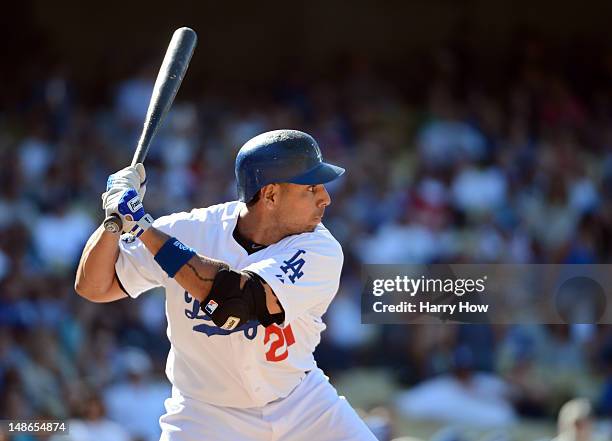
xmin=103 ymin=27 xmax=197 ymax=233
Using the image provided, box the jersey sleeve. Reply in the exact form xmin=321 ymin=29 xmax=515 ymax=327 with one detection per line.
xmin=115 ymin=210 xmax=201 ymax=298
xmin=115 ymin=234 xmax=164 ymax=299
xmin=242 ymin=232 xmax=343 ymax=324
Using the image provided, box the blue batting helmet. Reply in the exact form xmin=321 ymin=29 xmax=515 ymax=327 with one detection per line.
xmin=235 ymin=129 xmax=345 ymax=203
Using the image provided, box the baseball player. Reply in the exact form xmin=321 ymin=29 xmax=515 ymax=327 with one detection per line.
xmin=75 ymin=130 xmax=377 ymax=441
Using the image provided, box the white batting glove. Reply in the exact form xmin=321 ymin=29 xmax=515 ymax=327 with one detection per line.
xmin=104 ymin=188 xmax=154 ymax=237
xmin=102 ymin=163 xmax=147 ymax=208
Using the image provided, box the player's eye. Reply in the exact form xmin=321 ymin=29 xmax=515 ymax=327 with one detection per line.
xmin=307 ymin=185 xmax=316 ymax=192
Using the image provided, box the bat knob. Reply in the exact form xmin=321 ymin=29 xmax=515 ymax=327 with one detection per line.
xmin=103 ymin=214 xmax=123 ymax=234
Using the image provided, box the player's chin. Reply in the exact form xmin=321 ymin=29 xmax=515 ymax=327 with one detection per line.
xmin=294 ymin=217 xmax=321 ymax=234
xmin=295 ymin=222 xmax=317 ymax=234
xmin=307 ymin=219 xmax=321 ymax=232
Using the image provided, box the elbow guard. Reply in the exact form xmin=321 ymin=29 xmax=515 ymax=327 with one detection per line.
xmin=201 ymin=268 xmax=284 ymax=330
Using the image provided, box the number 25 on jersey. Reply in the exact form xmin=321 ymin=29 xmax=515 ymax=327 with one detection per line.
xmin=264 ymin=324 xmax=295 ymax=362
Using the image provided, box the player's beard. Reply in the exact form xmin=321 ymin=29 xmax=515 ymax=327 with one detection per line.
xmin=273 ymin=207 xmax=320 ymax=238
xmin=278 ymin=219 xmax=314 ymax=238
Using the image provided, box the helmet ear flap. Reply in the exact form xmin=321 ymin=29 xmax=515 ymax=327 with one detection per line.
xmin=246 ymin=189 xmax=261 ymax=206
xmin=241 ymin=168 xmax=265 ymax=204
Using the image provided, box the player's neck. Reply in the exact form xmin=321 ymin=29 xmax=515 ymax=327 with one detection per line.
xmin=236 ymin=206 xmax=285 ymax=246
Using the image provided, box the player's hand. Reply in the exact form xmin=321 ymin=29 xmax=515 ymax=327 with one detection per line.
xmin=103 ymin=188 xmax=154 ymax=237
xmin=102 ymin=163 xmax=147 ymax=206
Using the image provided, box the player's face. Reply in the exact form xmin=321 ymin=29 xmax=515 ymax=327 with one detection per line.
xmin=275 ymin=183 xmax=331 ymax=234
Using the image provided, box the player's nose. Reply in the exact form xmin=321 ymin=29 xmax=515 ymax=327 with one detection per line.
xmin=317 ymin=185 xmax=331 ymax=207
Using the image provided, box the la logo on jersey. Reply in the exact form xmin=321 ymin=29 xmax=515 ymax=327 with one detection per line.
xmin=276 ymin=250 xmax=306 ymax=284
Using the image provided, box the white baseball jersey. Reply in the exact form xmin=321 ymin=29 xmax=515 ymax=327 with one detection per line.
xmin=115 ymin=200 xmax=343 ymax=408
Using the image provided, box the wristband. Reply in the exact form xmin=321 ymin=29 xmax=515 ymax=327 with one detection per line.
xmin=154 ymin=237 xmax=196 ymax=278
xmin=130 ymin=213 xmax=154 ymax=237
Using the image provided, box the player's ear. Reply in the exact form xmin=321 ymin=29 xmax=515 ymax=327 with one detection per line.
xmin=261 ymin=184 xmax=280 ymax=208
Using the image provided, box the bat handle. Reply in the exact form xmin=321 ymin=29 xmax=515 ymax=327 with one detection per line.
xmin=103 ymin=214 xmax=123 ymax=234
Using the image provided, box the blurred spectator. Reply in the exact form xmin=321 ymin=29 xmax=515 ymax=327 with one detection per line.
xmin=115 ymin=66 xmax=155 ymax=128
xmin=394 ymin=347 xmax=517 ymax=428
xmin=418 ymin=85 xmax=487 ymax=169
xmin=18 ymin=330 xmax=77 ymax=418
xmin=18 ymin=122 xmax=54 ymax=187
xmin=102 ymin=347 xmax=170 ymax=441
xmin=50 ymin=393 xmax=131 ymax=441
xmin=33 ymin=204 xmax=94 ymax=272
xmin=552 ymin=398 xmax=593 ymax=441
xmin=451 ymin=164 xmax=508 ymax=215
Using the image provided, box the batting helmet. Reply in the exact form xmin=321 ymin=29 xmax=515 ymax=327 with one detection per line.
xmin=235 ymin=129 xmax=345 ymax=202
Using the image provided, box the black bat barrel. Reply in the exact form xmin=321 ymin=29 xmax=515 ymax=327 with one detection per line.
xmin=132 ymin=27 xmax=198 ymax=165
xmin=103 ymin=27 xmax=197 ymax=234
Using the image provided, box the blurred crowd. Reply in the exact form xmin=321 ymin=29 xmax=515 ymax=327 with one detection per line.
xmin=2 ymin=35 xmax=612 ymax=440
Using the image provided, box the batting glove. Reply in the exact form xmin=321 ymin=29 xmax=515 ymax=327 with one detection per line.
xmin=102 ymin=163 xmax=147 ymax=208
xmin=104 ymin=188 xmax=154 ymax=237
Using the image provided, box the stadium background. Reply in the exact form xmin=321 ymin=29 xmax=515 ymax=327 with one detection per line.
xmin=1 ymin=1 xmax=612 ymax=439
